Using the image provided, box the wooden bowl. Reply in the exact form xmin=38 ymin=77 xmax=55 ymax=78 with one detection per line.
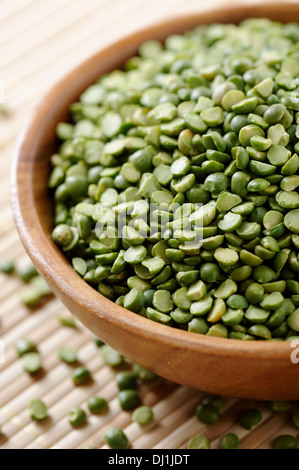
xmin=11 ymin=2 xmax=299 ymax=400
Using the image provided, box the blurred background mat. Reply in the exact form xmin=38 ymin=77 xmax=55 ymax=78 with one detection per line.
xmin=0 ymin=0 xmax=298 ymax=449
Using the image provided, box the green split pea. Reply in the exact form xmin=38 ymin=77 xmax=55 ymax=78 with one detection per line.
xmin=50 ymin=18 xmax=299 ymax=341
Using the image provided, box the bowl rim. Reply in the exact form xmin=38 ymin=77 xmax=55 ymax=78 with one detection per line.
xmin=11 ymin=1 xmax=299 ymax=362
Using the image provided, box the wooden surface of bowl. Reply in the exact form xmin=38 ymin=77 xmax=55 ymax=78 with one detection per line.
xmin=11 ymin=2 xmax=299 ymax=400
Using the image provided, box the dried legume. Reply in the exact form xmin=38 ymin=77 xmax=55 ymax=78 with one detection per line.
xmin=118 ymin=389 xmax=141 ymax=411
xmin=87 ymin=396 xmax=108 ymax=414
xmin=50 ymin=19 xmax=299 ymax=341
xmin=68 ymin=407 xmax=87 ymax=428
xmin=22 ymin=353 xmax=42 ymax=375
xmin=0 ymin=259 xmax=14 ymax=274
xmin=115 ymin=371 xmax=138 ymax=390
xmin=101 ymin=345 xmax=124 ymax=367
xmin=29 ymin=399 xmax=48 ymax=421
xmin=71 ymin=366 xmax=91 ymax=385
xmin=187 ymin=434 xmax=210 ymax=449
xmin=239 ymin=408 xmax=262 ymax=430
xmin=58 ymin=346 xmax=78 ymax=364
xmin=196 ymin=403 xmax=220 ymax=425
xmin=15 ymin=339 xmax=38 ymax=357
xmin=104 ymin=427 xmax=129 ymax=449
xmin=220 ymin=432 xmax=240 ymax=449
xmin=132 ymin=405 xmax=154 ymax=424
xmin=272 ymin=434 xmax=298 ymax=449
xmin=59 ymin=316 xmax=77 ymax=328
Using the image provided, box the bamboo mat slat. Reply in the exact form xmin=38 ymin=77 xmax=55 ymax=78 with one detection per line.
xmin=0 ymin=0 xmax=298 ymax=450
xmin=0 ymin=0 xmax=74 ymax=45
xmin=0 ymin=0 xmax=37 ymax=22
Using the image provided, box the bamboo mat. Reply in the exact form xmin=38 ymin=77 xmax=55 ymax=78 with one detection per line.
xmin=0 ymin=0 xmax=299 ymax=450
